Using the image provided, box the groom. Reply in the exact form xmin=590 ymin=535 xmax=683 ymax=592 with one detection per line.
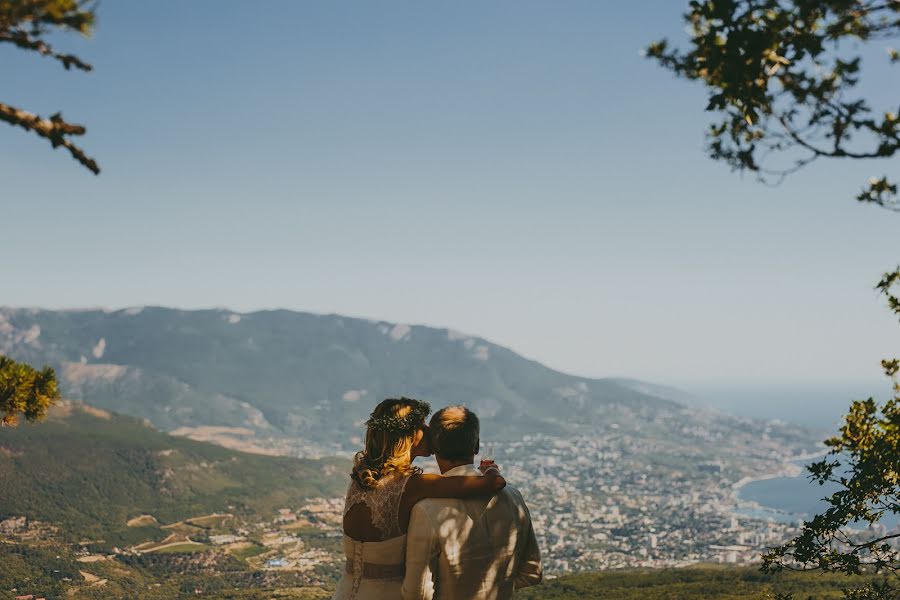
xmin=402 ymin=406 xmax=542 ymax=600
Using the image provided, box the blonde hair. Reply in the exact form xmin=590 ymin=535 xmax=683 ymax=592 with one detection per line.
xmin=351 ymin=398 xmax=426 ymax=489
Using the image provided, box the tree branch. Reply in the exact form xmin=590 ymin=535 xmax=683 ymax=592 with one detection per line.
xmin=0 ymin=29 xmax=92 ymax=71
xmin=0 ymin=101 xmax=99 ymax=174
xmin=851 ymin=532 xmax=900 ymax=551
xmin=777 ymin=114 xmax=894 ymax=159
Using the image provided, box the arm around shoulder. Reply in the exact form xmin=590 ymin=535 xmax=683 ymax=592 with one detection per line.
xmin=404 ymin=472 xmax=505 ymax=506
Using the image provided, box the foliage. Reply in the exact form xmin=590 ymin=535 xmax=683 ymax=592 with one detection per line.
xmin=761 ymin=271 xmax=900 ymax=597
xmin=515 ymin=566 xmax=880 ymax=599
xmin=0 ymin=555 xmax=874 ymax=600
xmin=650 ymin=1 xmax=900 ymax=597
xmin=0 ymin=354 xmax=59 ymax=426
xmin=647 ymin=0 xmax=899 ymax=210
xmin=0 ymin=0 xmax=99 ymax=173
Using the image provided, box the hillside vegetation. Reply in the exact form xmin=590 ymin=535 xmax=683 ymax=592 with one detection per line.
xmin=0 ymin=401 xmax=346 ymax=547
xmin=0 ymin=541 xmax=332 ymax=600
xmin=518 ymin=566 xmax=879 ymax=599
xmin=0 ymin=558 xmax=876 ymax=600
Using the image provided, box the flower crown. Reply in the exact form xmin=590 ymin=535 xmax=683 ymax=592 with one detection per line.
xmin=365 ymin=397 xmax=431 ymax=433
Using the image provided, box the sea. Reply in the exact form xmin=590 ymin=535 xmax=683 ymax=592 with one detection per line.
xmin=686 ymin=381 xmax=892 ymax=432
xmin=686 ymin=380 xmax=898 ymax=528
xmin=736 ymin=456 xmax=837 ymax=524
xmin=735 ymin=456 xmax=900 ymax=530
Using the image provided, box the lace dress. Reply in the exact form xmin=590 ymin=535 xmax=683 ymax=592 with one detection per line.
xmin=331 ymin=472 xmax=414 ymax=600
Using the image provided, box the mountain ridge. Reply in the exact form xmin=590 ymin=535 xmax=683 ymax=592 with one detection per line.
xmin=0 ymin=306 xmax=818 ymax=459
xmin=1 ymin=304 xmax=685 ymax=394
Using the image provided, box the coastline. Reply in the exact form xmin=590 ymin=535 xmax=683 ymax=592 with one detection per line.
xmin=728 ymin=448 xmax=831 ymax=524
xmin=731 ymin=448 xmax=830 ymax=493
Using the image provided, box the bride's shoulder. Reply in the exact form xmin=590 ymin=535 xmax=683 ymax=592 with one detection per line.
xmin=381 ymin=468 xmax=421 ymax=485
xmin=346 ymin=469 xmax=419 ymax=497
xmin=344 ymin=478 xmax=369 ymax=503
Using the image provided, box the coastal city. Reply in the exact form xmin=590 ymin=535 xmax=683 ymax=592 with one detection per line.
xmin=487 ymin=433 xmax=806 ymax=572
xmin=0 ymin=425 xmax=855 ymax=596
xmin=96 ymin=431 xmax=821 ymax=584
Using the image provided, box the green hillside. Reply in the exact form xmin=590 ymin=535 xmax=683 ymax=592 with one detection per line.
xmin=0 ymin=557 xmax=879 ymax=600
xmin=0 ymin=401 xmax=346 ymax=547
xmin=0 ymin=542 xmax=332 ymax=600
xmin=518 ymin=566 xmax=879 ymax=599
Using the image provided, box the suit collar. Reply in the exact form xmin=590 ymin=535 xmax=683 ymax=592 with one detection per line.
xmin=442 ymin=464 xmax=481 ymax=477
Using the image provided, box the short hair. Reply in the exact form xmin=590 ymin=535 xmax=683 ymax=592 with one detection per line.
xmin=429 ymin=405 xmax=480 ymax=460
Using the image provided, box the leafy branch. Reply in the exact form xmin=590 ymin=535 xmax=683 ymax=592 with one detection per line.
xmin=647 ymin=0 xmax=899 ymax=210
xmin=651 ymin=2 xmax=900 ymax=598
xmin=0 ymin=354 xmax=60 ymax=426
xmin=0 ymin=0 xmax=99 ymax=173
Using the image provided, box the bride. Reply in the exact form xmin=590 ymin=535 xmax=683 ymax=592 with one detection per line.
xmin=332 ymin=397 xmax=504 ymax=599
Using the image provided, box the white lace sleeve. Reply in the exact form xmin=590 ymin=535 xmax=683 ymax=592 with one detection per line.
xmin=343 ymin=481 xmax=367 ymax=516
xmin=342 ymin=473 xmax=415 ymax=540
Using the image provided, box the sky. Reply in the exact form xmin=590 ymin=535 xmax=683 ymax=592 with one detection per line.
xmin=2 ymin=1 xmax=898 ymax=397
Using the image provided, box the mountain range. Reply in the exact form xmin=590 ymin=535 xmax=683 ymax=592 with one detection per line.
xmin=0 ymin=306 xmax=819 ymax=458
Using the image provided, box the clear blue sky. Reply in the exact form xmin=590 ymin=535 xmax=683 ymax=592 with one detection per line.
xmin=2 ymin=1 xmax=898 ymax=390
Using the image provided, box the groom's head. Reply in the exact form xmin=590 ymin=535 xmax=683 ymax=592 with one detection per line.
xmin=429 ymin=405 xmax=480 ymax=464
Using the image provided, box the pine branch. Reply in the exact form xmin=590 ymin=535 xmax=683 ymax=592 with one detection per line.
xmin=0 ymin=28 xmax=92 ymax=71
xmin=0 ymin=101 xmax=99 ymax=174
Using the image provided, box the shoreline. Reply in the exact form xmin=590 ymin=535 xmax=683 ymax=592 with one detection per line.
xmin=785 ymin=448 xmax=831 ymax=463
xmin=731 ymin=448 xmax=829 ymax=493
xmin=727 ymin=448 xmax=831 ymax=523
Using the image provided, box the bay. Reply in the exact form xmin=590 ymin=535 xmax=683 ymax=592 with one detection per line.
xmin=737 ymin=458 xmax=900 ymax=529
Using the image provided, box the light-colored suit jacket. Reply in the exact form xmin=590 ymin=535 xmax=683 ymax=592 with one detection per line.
xmin=401 ymin=464 xmax=542 ymax=600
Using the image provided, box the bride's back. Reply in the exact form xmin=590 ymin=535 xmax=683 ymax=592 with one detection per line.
xmin=335 ymin=474 xmax=412 ymax=600
xmin=333 ymin=398 xmax=431 ymax=600
xmin=342 ymin=472 xmax=413 ymax=542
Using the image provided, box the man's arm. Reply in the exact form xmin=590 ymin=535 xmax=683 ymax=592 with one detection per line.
xmin=515 ymin=501 xmax=543 ymax=589
xmin=401 ymin=503 xmax=439 ymax=600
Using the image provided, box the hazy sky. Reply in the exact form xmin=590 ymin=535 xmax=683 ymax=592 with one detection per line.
xmin=3 ymin=1 xmax=898 ymax=389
